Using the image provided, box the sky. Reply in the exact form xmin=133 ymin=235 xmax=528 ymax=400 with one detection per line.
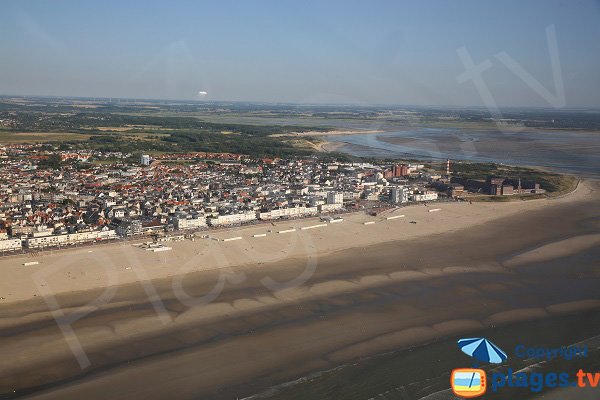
xmin=1 ymin=0 xmax=599 ymax=107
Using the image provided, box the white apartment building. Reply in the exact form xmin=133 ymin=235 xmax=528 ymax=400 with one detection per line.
xmin=412 ymin=191 xmax=438 ymax=202
xmin=326 ymin=191 xmax=344 ymax=205
xmin=390 ymin=186 xmax=409 ymax=204
xmin=25 ymin=229 xmax=118 ymax=249
xmin=208 ymin=212 xmax=257 ymax=226
xmin=0 ymin=238 xmax=22 ymax=252
xmin=174 ymin=216 xmax=207 ymax=230
xmin=140 ymin=154 xmax=151 ymax=165
xmin=408 ymin=164 xmax=425 ymax=173
xmin=258 ymin=206 xmax=318 ymax=220
xmin=318 ymin=203 xmax=344 ymax=213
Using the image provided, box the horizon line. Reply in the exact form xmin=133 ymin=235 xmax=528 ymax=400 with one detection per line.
xmin=1 ymin=93 xmax=600 ymax=111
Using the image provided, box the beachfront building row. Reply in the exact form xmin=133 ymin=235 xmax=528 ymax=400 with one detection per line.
xmin=0 ymin=203 xmax=346 ymax=249
xmin=412 ymin=190 xmax=439 ymax=202
xmin=258 ymin=206 xmax=318 ymax=221
xmin=0 ymin=228 xmax=118 ymax=251
xmin=0 ymin=238 xmax=22 ymax=252
xmin=182 ymin=203 xmax=345 ymax=227
xmin=172 ymin=214 xmax=207 ymax=230
xmin=318 ymin=203 xmax=344 ymax=213
xmin=25 ymin=229 xmax=118 ymax=249
xmin=208 ymin=211 xmax=257 ymax=227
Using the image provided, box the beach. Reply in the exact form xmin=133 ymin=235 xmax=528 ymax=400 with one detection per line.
xmin=0 ymin=180 xmax=590 ymax=304
xmin=0 ymin=180 xmax=598 ymax=399
xmin=258 ymin=312 xmax=600 ymax=400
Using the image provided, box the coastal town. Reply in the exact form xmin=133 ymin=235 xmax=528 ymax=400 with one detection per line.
xmin=0 ymin=144 xmax=544 ymax=253
xmin=3 ymin=1 xmax=600 ymax=399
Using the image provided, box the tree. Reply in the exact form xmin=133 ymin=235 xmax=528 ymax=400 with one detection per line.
xmin=38 ymin=154 xmax=62 ymax=170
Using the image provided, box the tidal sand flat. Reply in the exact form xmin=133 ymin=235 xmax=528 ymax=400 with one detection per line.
xmin=324 ymin=129 xmax=600 ymax=177
xmin=254 ymin=312 xmax=600 ymax=400
xmin=0 ymin=181 xmax=598 ymax=400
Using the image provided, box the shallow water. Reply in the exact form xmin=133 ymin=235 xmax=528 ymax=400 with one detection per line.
xmin=325 ymin=129 xmax=600 ymax=177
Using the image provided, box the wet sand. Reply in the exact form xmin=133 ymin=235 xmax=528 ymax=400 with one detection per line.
xmin=0 ymin=181 xmax=598 ymax=399
xmin=258 ymin=312 xmax=600 ymax=400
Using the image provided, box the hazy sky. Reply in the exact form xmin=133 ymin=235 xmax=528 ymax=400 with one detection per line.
xmin=1 ymin=0 xmax=599 ymax=107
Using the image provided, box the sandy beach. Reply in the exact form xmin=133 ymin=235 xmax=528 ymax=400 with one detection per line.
xmin=0 ymin=180 xmax=598 ymax=399
xmin=313 ymin=141 xmax=346 ymax=152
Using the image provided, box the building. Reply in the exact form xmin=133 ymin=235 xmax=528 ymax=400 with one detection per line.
xmin=412 ymin=191 xmax=438 ymax=202
xmin=140 ymin=154 xmax=151 ymax=165
xmin=10 ymin=225 xmax=34 ymax=237
xmin=485 ymin=177 xmax=519 ymax=195
xmin=486 ymin=177 xmax=506 ymax=195
xmin=448 ymin=183 xmax=464 ymax=197
xmin=208 ymin=212 xmax=257 ymax=226
xmin=258 ymin=206 xmax=318 ymax=220
xmin=25 ymin=230 xmax=117 ymax=249
xmin=318 ymin=203 xmax=343 ymax=213
xmin=392 ymin=164 xmax=409 ymax=177
xmin=0 ymin=238 xmax=22 ymax=252
xmin=506 ymin=178 xmax=541 ymax=193
xmin=173 ymin=215 xmax=207 ymax=230
xmin=326 ymin=191 xmax=344 ymax=205
xmin=390 ymin=186 xmax=408 ymax=203
xmin=112 ymin=218 xmax=142 ymax=237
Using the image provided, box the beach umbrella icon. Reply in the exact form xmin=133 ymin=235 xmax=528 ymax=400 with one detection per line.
xmin=458 ymin=338 xmax=507 ymax=364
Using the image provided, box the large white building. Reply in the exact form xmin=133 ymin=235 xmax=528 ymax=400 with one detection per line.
xmin=318 ymin=203 xmax=344 ymax=213
xmin=114 ymin=219 xmax=142 ymax=237
xmin=25 ymin=229 xmax=118 ymax=249
xmin=174 ymin=216 xmax=207 ymax=230
xmin=326 ymin=191 xmax=344 ymax=205
xmin=140 ymin=154 xmax=151 ymax=165
xmin=0 ymin=238 xmax=22 ymax=252
xmin=412 ymin=191 xmax=438 ymax=202
xmin=258 ymin=206 xmax=318 ymax=220
xmin=390 ymin=186 xmax=409 ymax=204
xmin=208 ymin=212 xmax=257 ymax=226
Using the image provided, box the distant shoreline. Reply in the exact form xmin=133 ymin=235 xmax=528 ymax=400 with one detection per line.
xmin=270 ymin=129 xmax=385 ymax=138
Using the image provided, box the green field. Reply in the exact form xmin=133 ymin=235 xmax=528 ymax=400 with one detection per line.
xmin=0 ymin=130 xmax=91 ymax=143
